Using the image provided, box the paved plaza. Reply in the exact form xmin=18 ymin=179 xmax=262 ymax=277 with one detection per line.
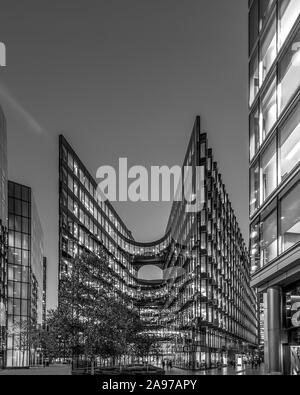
xmin=0 ymin=364 xmax=266 ymax=376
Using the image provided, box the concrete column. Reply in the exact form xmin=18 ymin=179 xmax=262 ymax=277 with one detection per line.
xmin=267 ymin=287 xmax=282 ymax=374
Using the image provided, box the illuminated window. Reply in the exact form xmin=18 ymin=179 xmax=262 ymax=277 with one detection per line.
xmin=280 ymin=100 xmax=300 ymax=181
xmin=250 ymin=105 xmax=260 ymax=160
xmin=261 ymin=208 xmax=278 ymax=266
xmin=250 ymin=161 xmax=260 ymax=215
xmin=260 ymin=0 xmax=275 ymax=31
xmin=280 ymin=182 xmax=300 ymax=253
xmin=249 ymin=48 xmax=259 ymax=106
xmin=260 ymin=13 xmax=277 ymax=85
xmin=261 ymin=137 xmax=277 ymax=201
xmin=278 ymin=0 xmax=300 ymax=49
xmin=261 ymin=77 xmax=277 ymax=141
xmin=278 ymin=26 xmax=300 ymax=113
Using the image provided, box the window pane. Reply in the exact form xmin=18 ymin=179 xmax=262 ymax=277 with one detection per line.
xmin=250 ymin=106 xmax=260 ymax=159
xmin=260 ymin=13 xmax=277 ymax=85
xmin=260 ymin=0 xmax=275 ymax=31
xmin=15 ymin=216 xmax=21 ymax=233
xmin=261 ymin=210 xmax=278 ymax=266
xmin=249 ymin=0 xmax=259 ymax=55
xmin=250 ymin=162 xmax=260 ymax=215
xmin=261 ymin=78 xmax=277 ymax=141
xmin=22 ymin=201 xmax=29 ymax=217
xmin=280 ymin=101 xmax=300 ymax=181
xmin=249 ymin=48 xmax=259 ymax=106
xmin=261 ymin=138 xmax=277 ymax=201
xmin=278 ymin=0 xmax=300 ymax=49
xmin=280 ymin=182 xmax=300 ymax=253
xmin=278 ymin=26 xmax=300 ymax=113
xmin=250 ymin=221 xmax=260 ymax=272
xmin=22 ymin=217 xmax=29 ymax=234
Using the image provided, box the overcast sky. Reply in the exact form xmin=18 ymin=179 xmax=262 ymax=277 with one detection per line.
xmin=0 ymin=0 xmax=249 ymax=310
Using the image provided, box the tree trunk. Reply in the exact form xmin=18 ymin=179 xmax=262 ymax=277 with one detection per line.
xmin=91 ymin=358 xmax=95 ymax=376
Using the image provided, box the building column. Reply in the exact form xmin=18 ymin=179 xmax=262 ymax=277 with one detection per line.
xmin=267 ymin=287 xmax=282 ymax=373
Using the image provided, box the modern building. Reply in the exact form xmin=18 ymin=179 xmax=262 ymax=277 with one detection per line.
xmin=0 ymin=106 xmax=8 ymax=369
xmin=249 ymin=0 xmax=300 ymax=374
xmin=7 ymin=181 xmax=44 ymax=367
xmin=59 ymin=116 xmax=258 ymax=369
xmin=42 ymin=257 xmax=47 ymax=329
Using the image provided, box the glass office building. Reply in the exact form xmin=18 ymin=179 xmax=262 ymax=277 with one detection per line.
xmin=0 ymin=106 xmax=7 ymax=369
xmin=7 ymin=182 xmax=44 ymax=367
xmin=42 ymin=257 xmax=47 ymax=329
xmin=249 ymin=0 xmax=300 ymax=374
xmin=59 ymin=116 xmax=258 ymax=369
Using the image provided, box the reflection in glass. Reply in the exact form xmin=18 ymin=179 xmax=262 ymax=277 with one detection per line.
xmin=280 ymin=182 xmax=300 ymax=253
xmin=250 ymin=162 xmax=260 ymax=215
xmin=261 ymin=210 xmax=278 ymax=266
xmin=250 ymin=221 xmax=260 ymax=272
xmin=278 ymin=0 xmax=300 ymax=49
xmin=261 ymin=78 xmax=277 ymax=141
xmin=249 ymin=49 xmax=259 ymax=106
xmin=260 ymin=0 xmax=275 ymax=31
xmin=261 ymin=138 xmax=277 ymax=201
xmin=260 ymin=14 xmax=277 ymax=85
xmin=280 ymin=101 xmax=300 ymax=181
xmin=249 ymin=0 xmax=259 ymax=55
xmin=278 ymin=26 xmax=300 ymax=113
xmin=250 ymin=106 xmax=260 ymax=160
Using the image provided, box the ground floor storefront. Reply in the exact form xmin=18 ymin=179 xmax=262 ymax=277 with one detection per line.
xmin=261 ymin=281 xmax=300 ymax=375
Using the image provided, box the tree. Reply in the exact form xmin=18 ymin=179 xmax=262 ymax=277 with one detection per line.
xmin=8 ymin=320 xmax=41 ymax=367
xmin=130 ymin=333 xmax=162 ymax=365
xmin=45 ymin=251 xmax=142 ymax=373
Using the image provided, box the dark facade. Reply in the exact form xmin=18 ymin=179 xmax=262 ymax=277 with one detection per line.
xmin=7 ymin=182 xmax=44 ymax=367
xmin=42 ymin=257 xmax=47 ymax=329
xmin=59 ymin=117 xmax=258 ymax=369
xmin=0 ymin=106 xmax=7 ymax=369
xmin=249 ymin=0 xmax=300 ymax=374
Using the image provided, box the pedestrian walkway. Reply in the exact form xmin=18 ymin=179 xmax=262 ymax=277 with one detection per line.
xmin=164 ymin=364 xmax=265 ymax=376
xmin=0 ymin=364 xmax=71 ymax=375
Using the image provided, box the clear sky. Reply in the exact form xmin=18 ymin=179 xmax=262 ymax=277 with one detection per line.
xmin=0 ymin=0 xmax=249 ymax=310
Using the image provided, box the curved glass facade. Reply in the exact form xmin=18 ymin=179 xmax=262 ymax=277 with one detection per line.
xmin=59 ymin=116 xmax=258 ymax=369
xmin=0 ymin=107 xmax=7 ymax=369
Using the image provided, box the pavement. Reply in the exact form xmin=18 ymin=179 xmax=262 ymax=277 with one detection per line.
xmin=0 ymin=364 xmax=71 ymax=375
xmin=164 ymin=364 xmax=266 ymax=376
xmin=0 ymin=364 xmax=266 ymax=376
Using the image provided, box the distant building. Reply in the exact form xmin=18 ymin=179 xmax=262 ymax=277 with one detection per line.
xmin=0 ymin=106 xmax=7 ymax=369
xmin=42 ymin=257 xmax=47 ymax=329
xmin=7 ymin=182 xmax=44 ymax=367
xmin=249 ymin=0 xmax=300 ymax=374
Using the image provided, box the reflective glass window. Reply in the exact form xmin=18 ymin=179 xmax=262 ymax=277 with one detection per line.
xmin=261 ymin=209 xmax=278 ymax=266
xmin=260 ymin=13 xmax=277 ymax=85
xmin=249 ymin=0 xmax=259 ymax=55
xmin=261 ymin=77 xmax=277 ymax=140
xmin=250 ymin=105 xmax=260 ymax=160
xmin=280 ymin=182 xmax=300 ymax=253
xmin=250 ymin=161 xmax=260 ymax=215
xmin=278 ymin=0 xmax=300 ymax=49
xmin=261 ymin=137 xmax=277 ymax=201
xmin=249 ymin=48 xmax=259 ymax=106
xmin=280 ymin=100 xmax=300 ymax=181
xmin=278 ymin=26 xmax=300 ymax=113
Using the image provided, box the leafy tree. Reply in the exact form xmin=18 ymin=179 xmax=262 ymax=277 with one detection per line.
xmin=130 ymin=333 xmax=162 ymax=364
xmin=44 ymin=251 xmax=142 ymax=373
xmin=8 ymin=320 xmax=41 ymax=367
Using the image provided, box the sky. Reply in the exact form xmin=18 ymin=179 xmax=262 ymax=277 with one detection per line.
xmin=0 ymin=0 xmax=249 ymax=310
